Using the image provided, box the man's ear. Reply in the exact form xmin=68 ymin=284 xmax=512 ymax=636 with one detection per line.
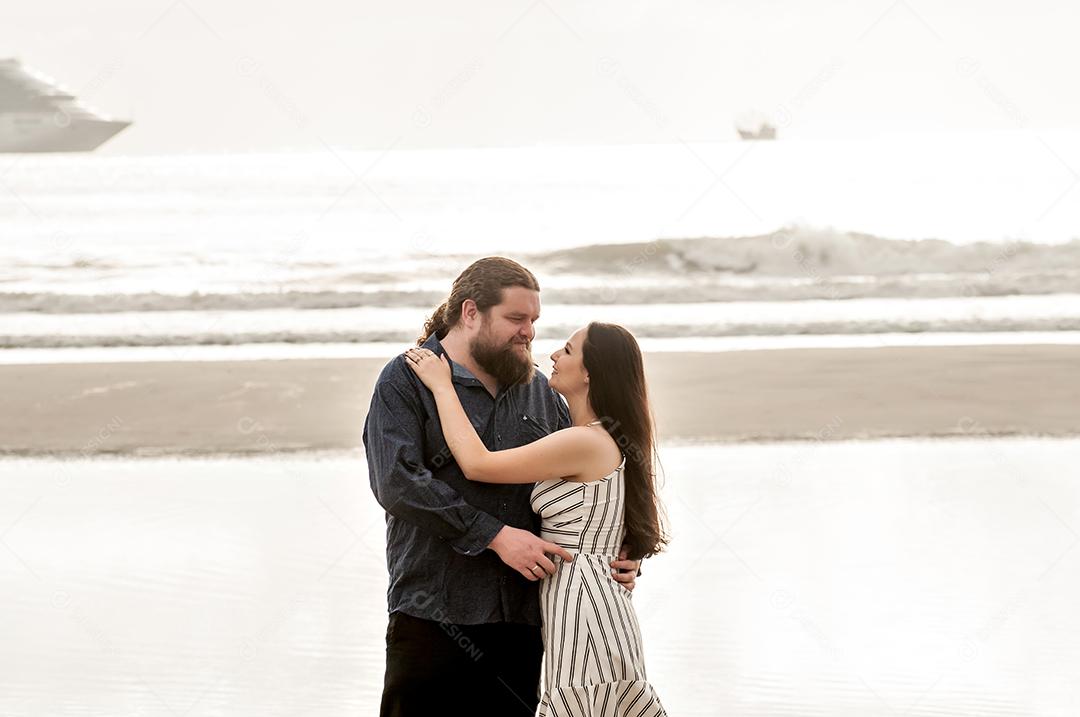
xmin=460 ymin=299 xmax=478 ymax=329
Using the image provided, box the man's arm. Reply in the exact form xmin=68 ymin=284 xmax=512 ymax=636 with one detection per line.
xmin=365 ymin=362 xmax=573 ymax=580
xmin=364 ymin=370 xmax=502 ymax=556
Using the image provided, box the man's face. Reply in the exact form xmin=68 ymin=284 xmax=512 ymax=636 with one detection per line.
xmin=468 ymin=286 xmax=540 ymax=387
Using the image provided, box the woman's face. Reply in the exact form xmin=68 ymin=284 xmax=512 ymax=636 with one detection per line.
xmin=548 ymin=327 xmax=589 ymax=396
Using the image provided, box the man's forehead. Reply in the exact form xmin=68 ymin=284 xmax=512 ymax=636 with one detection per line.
xmin=497 ymin=287 xmax=541 ymax=315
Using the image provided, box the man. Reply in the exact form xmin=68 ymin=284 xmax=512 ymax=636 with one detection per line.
xmin=364 ymin=257 xmax=642 ymax=716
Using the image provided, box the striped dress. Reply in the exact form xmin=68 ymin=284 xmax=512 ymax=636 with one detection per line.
xmin=530 ymin=450 xmax=668 ymax=717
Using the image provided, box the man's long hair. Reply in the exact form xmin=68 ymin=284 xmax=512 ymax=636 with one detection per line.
xmin=417 ymin=257 xmax=541 ymax=345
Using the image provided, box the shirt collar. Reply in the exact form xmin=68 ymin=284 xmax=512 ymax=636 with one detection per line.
xmin=421 ymin=333 xmax=483 ymax=385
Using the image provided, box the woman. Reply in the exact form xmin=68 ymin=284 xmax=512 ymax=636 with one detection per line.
xmin=404 ymin=321 xmax=668 ymax=716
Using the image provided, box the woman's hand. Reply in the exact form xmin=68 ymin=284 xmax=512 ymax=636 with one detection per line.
xmin=403 ymin=347 xmax=453 ymax=393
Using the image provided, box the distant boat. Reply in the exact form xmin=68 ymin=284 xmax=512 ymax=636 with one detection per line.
xmin=736 ymin=122 xmax=776 ymax=141
xmin=734 ymin=110 xmax=777 ymax=141
xmin=0 ymin=58 xmax=131 ymax=153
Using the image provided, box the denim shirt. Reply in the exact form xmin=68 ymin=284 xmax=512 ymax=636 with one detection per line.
xmin=363 ymin=333 xmax=571 ymax=626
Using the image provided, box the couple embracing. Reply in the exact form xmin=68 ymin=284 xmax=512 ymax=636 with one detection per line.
xmin=364 ymin=257 xmax=669 ymax=716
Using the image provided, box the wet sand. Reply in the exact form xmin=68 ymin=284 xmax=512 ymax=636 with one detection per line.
xmin=1 ymin=345 xmax=1077 ymax=456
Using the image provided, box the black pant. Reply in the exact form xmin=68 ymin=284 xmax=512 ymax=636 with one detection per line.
xmin=380 ymin=611 xmax=543 ymax=717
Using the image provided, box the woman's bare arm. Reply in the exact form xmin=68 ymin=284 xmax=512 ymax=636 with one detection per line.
xmin=428 ymin=382 xmax=594 ymax=483
xmin=404 ymin=348 xmax=595 ymax=483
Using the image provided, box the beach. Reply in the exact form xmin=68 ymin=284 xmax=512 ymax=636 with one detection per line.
xmin=3 ymin=138 xmax=1080 ymax=716
xmin=2 ymin=343 xmax=1078 ymax=456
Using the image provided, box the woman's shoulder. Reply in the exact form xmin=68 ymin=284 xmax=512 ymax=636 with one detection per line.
xmin=555 ymin=426 xmax=624 ymax=483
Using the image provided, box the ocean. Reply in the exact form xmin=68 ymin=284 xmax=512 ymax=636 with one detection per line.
xmin=3 ymin=131 xmax=1080 ymax=361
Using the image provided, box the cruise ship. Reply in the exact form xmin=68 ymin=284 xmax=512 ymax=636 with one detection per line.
xmin=0 ymin=58 xmax=131 ymax=152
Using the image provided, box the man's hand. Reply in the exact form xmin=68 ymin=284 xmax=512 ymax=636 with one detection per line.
xmin=488 ymin=525 xmax=574 ymax=582
xmin=610 ymin=545 xmax=642 ymax=592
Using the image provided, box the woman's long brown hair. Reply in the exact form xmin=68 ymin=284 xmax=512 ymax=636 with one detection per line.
xmin=582 ymin=322 xmax=669 ymax=560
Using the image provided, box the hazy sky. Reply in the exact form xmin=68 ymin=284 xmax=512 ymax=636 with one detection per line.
xmin=3 ymin=0 xmax=1078 ymax=153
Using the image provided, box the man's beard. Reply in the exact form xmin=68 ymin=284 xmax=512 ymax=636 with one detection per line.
xmin=469 ymin=328 xmax=535 ymax=388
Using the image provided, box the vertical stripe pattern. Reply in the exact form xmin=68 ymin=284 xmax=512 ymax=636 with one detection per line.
xmin=531 ymin=456 xmax=667 ymax=716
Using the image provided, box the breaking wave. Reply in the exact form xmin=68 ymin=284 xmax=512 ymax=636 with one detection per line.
xmin=6 ymin=229 xmax=1080 ymax=314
